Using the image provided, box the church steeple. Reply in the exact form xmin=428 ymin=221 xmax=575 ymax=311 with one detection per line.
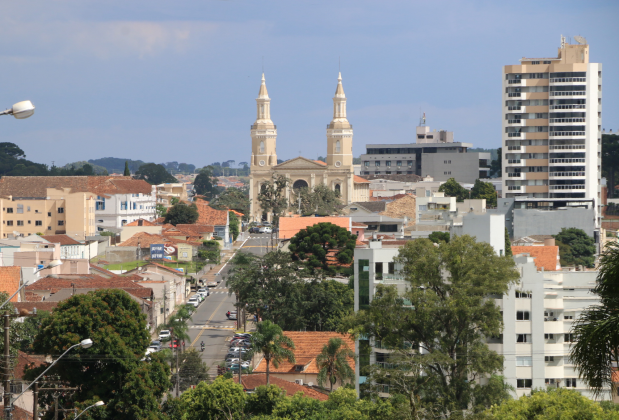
xmin=251 ymin=73 xmax=277 ymax=169
xmin=326 ymin=72 xmax=353 ymax=168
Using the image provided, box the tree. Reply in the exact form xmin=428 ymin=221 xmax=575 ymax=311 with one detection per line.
xmin=490 ymin=147 xmax=502 ymax=178
xmin=178 ymin=163 xmax=196 ymax=174
xmin=210 ymin=187 xmax=250 ymax=219
xmin=194 ymin=166 xmax=219 ymax=199
xmin=471 ymin=179 xmax=497 ymax=207
xmin=15 ymin=310 xmax=50 ymax=352
xmin=345 ymin=235 xmax=520 ymax=417
xmin=135 ymin=163 xmax=178 ymax=184
xmin=553 ymin=227 xmax=596 ymax=268
xmin=257 ymin=175 xmax=289 ymax=227
xmin=570 ymin=241 xmax=619 ymax=397
xmin=164 ymin=202 xmax=199 ymax=226
xmin=245 ymin=384 xmax=286 ymax=417
xmin=229 ymin=211 xmax=240 ymax=241
xmin=505 ymin=228 xmax=512 ymax=257
xmin=428 ymin=231 xmax=450 ymax=244
xmin=302 ymin=279 xmax=354 ymax=331
xmin=179 ymin=377 xmax=246 ymax=420
xmin=486 ymin=388 xmax=617 ymax=419
xmin=156 ymin=203 xmax=167 ymax=218
xmin=28 ymin=289 xmax=170 ymax=419
xmin=250 ymin=321 xmax=295 ymax=385
xmin=124 ymin=160 xmax=130 ymax=176
xmin=288 ymin=222 xmax=357 ymax=271
xmin=175 ymin=348 xmax=210 ymax=391
xmin=438 ymin=177 xmax=469 ymax=202
xmin=293 ymin=184 xmax=343 ymax=216
xmin=316 ymin=337 xmax=355 ymax=391
xmin=602 ymin=134 xmax=619 ymax=197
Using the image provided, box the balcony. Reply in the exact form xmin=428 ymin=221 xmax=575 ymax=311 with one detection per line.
xmin=508 ymin=79 xmax=522 ymax=84
xmin=507 ymin=172 xmax=522 ymax=178
xmin=507 ymin=106 xmax=522 ymax=111
xmin=549 ymin=145 xmax=585 ymax=150
xmin=508 ymin=186 xmax=521 ymax=191
xmin=549 ymin=185 xmax=585 ymax=191
xmin=549 ymin=118 xmax=586 ymax=124
xmin=507 ymin=119 xmax=523 ymax=124
xmin=374 ymin=274 xmax=407 ymax=284
xmin=508 ymin=146 xmax=522 ymax=151
xmin=549 ymin=104 xmax=585 ymax=110
xmin=549 ymin=132 xmax=585 ymax=137
xmin=507 ymin=159 xmax=521 ymax=164
xmin=549 ymin=171 xmax=586 ymax=178
xmin=549 ymin=158 xmax=585 ymax=164
xmin=550 ymin=77 xmax=586 ymax=83
xmin=550 ymin=91 xmax=586 ymax=97
xmin=508 ymin=133 xmax=522 ymax=137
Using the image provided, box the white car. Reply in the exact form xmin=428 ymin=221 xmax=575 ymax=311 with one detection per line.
xmin=197 ymin=288 xmax=209 ymax=298
xmin=259 ymin=226 xmax=272 ymax=234
xmin=187 ymin=296 xmax=200 ymax=308
xmin=158 ymin=330 xmax=171 ymax=341
xmin=207 ymin=281 xmax=217 ymax=287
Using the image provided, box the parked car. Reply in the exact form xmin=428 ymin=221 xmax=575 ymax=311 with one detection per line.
xmin=197 ymin=288 xmax=209 ymax=297
xmin=169 ymin=339 xmax=179 ymax=349
xmin=187 ymin=296 xmax=200 ymax=308
xmin=229 ymin=347 xmax=248 ymax=354
xmin=233 ymin=333 xmax=251 ymax=339
xmin=207 ymin=281 xmax=217 ymax=287
xmin=249 ymin=226 xmax=261 ymax=234
xmin=259 ymin=226 xmax=272 ymax=234
xmin=147 ymin=345 xmax=160 ymax=353
xmin=226 ymin=352 xmax=250 ymax=361
xmin=150 ymin=340 xmax=162 ymax=350
xmin=226 ymin=360 xmax=250 ymax=369
xmin=158 ymin=330 xmax=171 ymax=341
xmin=227 ymin=364 xmax=250 ymax=372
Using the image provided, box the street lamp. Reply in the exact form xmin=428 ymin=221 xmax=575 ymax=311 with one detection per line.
xmin=0 ymin=259 xmax=63 ymax=311
xmin=74 ymin=401 xmax=105 ymax=419
xmin=0 ymin=101 xmax=35 ymax=119
xmin=5 ymin=339 xmax=93 ymax=419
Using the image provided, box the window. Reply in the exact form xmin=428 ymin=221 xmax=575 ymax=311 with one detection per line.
xmin=6 ymin=208 xmax=13 ymax=213
xmin=16 ymin=204 xmax=23 ymax=214
xmin=517 ymin=379 xmax=533 ymax=388
xmin=565 ymin=378 xmax=577 ymax=388
xmin=336 ymin=140 xmax=341 ymax=153
xmin=58 ymin=221 xmax=64 ymax=226
xmin=375 ymin=161 xmax=380 ymax=167
xmin=47 ymin=226 xmax=51 ymax=231
xmin=27 ymin=221 xmax=30 ymax=224
xmin=532 ymin=61 xmax=540 ymax=65
xmin=58 ymin=208 xmax=64 ymax=213
xmin=120 ymin=201 xmax=128 ymax=210
xmin=396 ymin=161 xmax=402 ymax=166
xmin=259 ymin=141 xmax=265 ymax=153
xmin=388 ymin=262 xmax=395 ymax=274
xmin=516 ymin=291 xmax=532 ymax=298
xmin=364 ymin=161 xmax=369 ymax=167
xmin=543 ymin=61 xmax=551 ymax=64
xmin=516 ymin=311 xmax=530 ymax=320
xmin=9 ymin=383 xmax=22 ymax=394
xmin=16 ymin=221 xmax=23 ymax=226
xmin=48 ymin=212 xmax=51 ymax=217
xmin=545 ymin=356 xmax=555 ymax=362
xmin=564 ymin=315 xmax=573 ymax=320
xmin=516 ymin=356 xmax=532 ymax=366
xmin=27 ymin=206 xmax=30 ymax=212
xmin=335 ymin=184 xmax=341 ymax=194
xmin=407 ymin=160 xmax=413 ymax=166
xmin=35 ymin=221 xmax=42 ymax=226
xmin=564 ymin=334 xmax=576 ymax=343
xmin=544 ymin=334 xmax=554 ymax=339
xmin=375 ymin=262 xmax=383 ymax=280
xmin=386 ymin=161 xmax=391 ymax=167
xmin=96 ymin=196 xmax=106 ymax=211
xmin=516 ymin=334 xmax=531 ymax=343
xmin=6 ymin=221 xmax=13 ymax=226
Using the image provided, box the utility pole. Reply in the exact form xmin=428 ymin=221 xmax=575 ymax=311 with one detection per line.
xmin=175 ymin=336 xmax=180 ymax=398
xmin=163 ymin=285 xmax=167 ymax=325
xmin=32 ymin=382 xmax=38 ymax=420
xmin=4 ymin=312 xmax=10 ymax=420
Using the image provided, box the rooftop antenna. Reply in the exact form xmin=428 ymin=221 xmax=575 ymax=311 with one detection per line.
xmin=262 ymin=56 xmax=264 ymax=73
xmin=574 ymin=35 xmax=587 ymax=45
xmin=420 ymin=111 xmax=426 ymax=126
xmin=561 ymin=34 xmax=565 ymax=49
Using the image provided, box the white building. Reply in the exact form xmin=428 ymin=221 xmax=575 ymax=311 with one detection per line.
xmin=502 ymin=35 xmax=602 ymax=229
xmin=95 ymin=181 xmax=157 ymax=232
xmin=492 ymin=254 xmax=607 ymax=400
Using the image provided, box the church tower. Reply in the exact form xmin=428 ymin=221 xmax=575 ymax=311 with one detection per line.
xmin=251 ymin=73 xmax=277 ymax=168
xmin=326 ymin=73 xmax=353 ymax=169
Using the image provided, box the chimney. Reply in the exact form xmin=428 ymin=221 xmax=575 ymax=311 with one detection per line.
xmin=544 ymin=238 xmax=556 ymax=247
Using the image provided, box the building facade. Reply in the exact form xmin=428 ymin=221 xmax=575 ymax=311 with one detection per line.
xmin=502 ymin=36 xmax=602 ymax=228
xmin=248 ymin=73 xmax=369 ymax=222
xmin=156 ymin=183 xmax=189 ymax=208
xmin=359 ymin=125 xmax=491 ymax=183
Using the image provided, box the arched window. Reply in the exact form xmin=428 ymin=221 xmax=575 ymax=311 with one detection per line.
xmin=293 ymin=179 xmax=309 ymax=190
xmin=335 ymin=140 xmax=341 ymax=153
xmin=260 ymin=104 xmax=264 ymax=115
xmin=260 ymin=141 xmax=265 ymax=153
xmin=335 ymin=184 xmax=341 ymax=194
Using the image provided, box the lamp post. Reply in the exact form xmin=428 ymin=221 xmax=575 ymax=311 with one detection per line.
xmin=0 ymin=101 xmax=35 ymax=120
xmin=4 ymin=338 xmax=93 ymax=419
xmin=74 ymin=400 xmax=105 ymax=419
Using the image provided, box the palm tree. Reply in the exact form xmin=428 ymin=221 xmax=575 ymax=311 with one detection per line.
xmin=251 ymin=320 xmax=295 ymax=385
xmin=570 ymin=241 xmax=619 ymax=397
xmin=316 ymin=337 xmax=355 ymax=391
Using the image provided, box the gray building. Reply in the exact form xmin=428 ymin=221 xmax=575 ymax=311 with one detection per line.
xmin=359 ymin=124 xmax=491 ymax=183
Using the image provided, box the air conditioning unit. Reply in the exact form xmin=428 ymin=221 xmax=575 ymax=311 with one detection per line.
xmin=295 ymin=379 xmax=303 ymax=386
xmin=307 ymin=382 xmax=313 ymax=387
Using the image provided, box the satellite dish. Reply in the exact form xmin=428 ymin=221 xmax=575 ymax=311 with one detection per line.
xmin=574 ymin=35 xmax=586 ymax=45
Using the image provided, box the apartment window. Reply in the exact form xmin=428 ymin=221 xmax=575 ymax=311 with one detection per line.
xmin=544 ymin=334 xmax=555 ymax=339
xmin=516 ymin=311 xmax=530 ymax=321
xmin=120 ymin=201 xmax=128 ymax=210
xmin=516 ymin=356 xmax=532 ymax=366
xmin=564 ymin=334 xmax=576 ymax=343
xmin=16 ymin=204 xmax=23 ymax=214
xmin=58 ymin=208 xmax=64 ymax=213
xmin=122 ymin=219 xmax=128 ymax=226
xmin=516 ymin=334 xmax=532 ymax=343
xmin=532 ymin=61 xmax=540 ymax=65
xmin=47 ymin=226 xmax=51 ymax=230
xmin=96 ymin=196 xmax=106 ymax=211
xmin=565 ymin=378 xmax=577 ymax=388
xmin=375 ymin=262 xmax=383 ymax=280
xmin=388 ymin=262 xmax=395 ymax=274
xmin=16 ymin=221 xmax=23 ymax=226
xmin=515 ymin=291 xmax=532 ymax=298
xmin=364 ymin=161 xmax=369 ymax=167
xmin=386 ymin=161 xmax=391 ymax=167
xmin=564 ymin=315 xmax=573 ymax=320
xmin=132 ymin=202 xmax=137 ymax=210
xmin=517 ymin=379 xmax=533 ymax=388
xmin=545 ymin=356 xmax=555 ymax=362
xmin=58 ymin=221 xmax=64 ymax=226
xmin=407 ymin=160 xmax=413 ymax=166
xmin=27 ymin=221 xmax=31 ymax=224
xmin=27 ymin=206 xmax=30 ymax=212
xmin=6 ymin=208 xmax=13 ymax=214
xmin=396 ymin=161 xmax=402 ymax=166
xmin=543 ymin=61 xmax=551 ymax=64
xmin=35 ymin=221 xmax=42 ymax=226
xmin=6 ymin=221 xmax=13 ymax=226
xmin=47 ymin=212 xmax=51 ymax=217
xmin=375 ymin=161 xmax=380 ymax=167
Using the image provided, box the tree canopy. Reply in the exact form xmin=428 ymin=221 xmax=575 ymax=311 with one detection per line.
xmin=428 ymin=231 xmax=450 ymax=244
xmin=293 ymin=184 xmax=342 ymax=216
xmin=471 ymin=179 xmax=497 ymax=207
xmin=194 ymin=166 xmax=219 ymax=199
xmin=257 ymin=175 xmax=289 ymax=226
xmin=250 ymin=321 xmax=295 ymax=385
xmin=135 ymin=163 xmax=178 ymax=184
xmin=438 ymin=177 xmax=469 ymax=202
xmin=288 ymin=222 xmax=357 ymax=271
xmin=164 ymin=202 xmax=199 ymax=226
xmin=210 ymin=187 xmax=250 ymax=218
xmin=553 ymin=227 xmax=596 ymax=268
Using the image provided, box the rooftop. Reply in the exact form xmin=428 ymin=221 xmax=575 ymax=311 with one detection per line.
xmin=235 ymin=375 xmax=328 ymax=401
xmin=278 ymin=217 xmax=350 ymax=240
xmin=512 ymin=246 xmax=560 ymax=271
xmin=0 ymin=267 xmax=21 ymax=302
xmin=0 ymin=176 xmax=152 ymax=198
xmin=41 ymin=235 xmax=82 ymax=246
xmin=195 ymin=201 xmax=228 ymax=226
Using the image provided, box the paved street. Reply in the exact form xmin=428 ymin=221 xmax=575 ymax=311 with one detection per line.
xmin=184 ymin=233 xmax=270 ymax=376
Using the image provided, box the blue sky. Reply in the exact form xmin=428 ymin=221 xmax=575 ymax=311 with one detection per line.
xmin=1 ymin=0 xmax=617 ymax=168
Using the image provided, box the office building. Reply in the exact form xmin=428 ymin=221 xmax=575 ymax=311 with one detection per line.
xmin=502 ymin=36 xmax=602 ymax=228
xmin=359 ymin=123 xmax=491 ymax=183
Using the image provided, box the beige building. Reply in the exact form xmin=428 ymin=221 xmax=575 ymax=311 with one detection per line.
xmin=248 ymin=73 xmax=370 ymax=222
xmin=156 ymin=183 xmax=189 ymax=208
xmin=502 ymin=36 xmax=602 ymax=227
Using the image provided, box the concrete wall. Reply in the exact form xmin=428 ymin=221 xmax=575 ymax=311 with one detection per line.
xmin=488 ymin=198 xmax=515 ymax=238
xmin=421 ymin=152 xmax=489 ymax=184
xmin=513 ymin=207 xmax=595 ymax=239
xmin=104 ymin=246 xmax=139 ymax=264
xmin=452 ymin=213 xmax=505 ymax=256
xmin=120 ymin=225 xmax=162 ymax=242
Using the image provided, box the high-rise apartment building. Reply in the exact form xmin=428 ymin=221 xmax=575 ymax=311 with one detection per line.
xmin=502 ymin=36 xmax=602 ymax=228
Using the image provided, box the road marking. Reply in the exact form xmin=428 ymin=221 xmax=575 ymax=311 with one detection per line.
xmin=190 ymin=298 xmax=231 ymax=346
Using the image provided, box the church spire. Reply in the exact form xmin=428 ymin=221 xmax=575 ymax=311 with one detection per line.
xmin=258 ymin=73 xmax=269 ymax=99
xmin=334 ymin=72 xmax=345 ymax=97
xmin=330 ymin=72 xmax=349 ymax=127
xmin=255 ymin=73 xmax=273 ymax=126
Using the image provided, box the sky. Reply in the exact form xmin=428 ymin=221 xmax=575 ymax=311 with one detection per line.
xmin=1 ymin=0 xmax=618 ymax=168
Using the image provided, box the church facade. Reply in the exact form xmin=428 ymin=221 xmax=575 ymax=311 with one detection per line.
xmin=248 ymin=73 xmax=369 ymax=222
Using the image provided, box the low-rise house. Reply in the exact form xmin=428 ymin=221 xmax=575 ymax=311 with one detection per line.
xmin=156 ymin=183 xmax=189 ymax=208
xmin=342 ymin=202 xmax=407 ymax=237
xmin=120 ymin=219 xmax=162 ymax=242
xmin=0 ymin=266 xmax=21 ymax=302
xmin=195 ymin=201 xmax=229 ymax=243
xmin=278 ymin=216 xmax=351 ymax=241
xmin=253 ymin=331 xmax=355 ymax=391
xmin=162 ymin=224 xmax=214 ymax=242
xmin=235 ymin=375 xmax=328 ymax=400
xmin=41 ymin=235 xmax=86 ymax=259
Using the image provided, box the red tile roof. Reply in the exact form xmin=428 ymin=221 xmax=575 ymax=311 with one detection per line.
xmin=118 ymin=232 xmax=197 ymax=247
xmin=195 ymin=201 xmax=228 ymax=226
xmin=353 ymin=175 xmax=370 ymax=184
xmin=125 ymin=219 xmax=156 ymax=227
xmin=13 ymin=302 xmax=59 ymax=313
xmin=89 ymin=264 xmax=117 ymax=278
xmin=0 ymin=406 xmax=32 ymax=420
xmin=254 ymin=332 xmax=355 ymax=375
xmin=0 ymin=176 xmax=152 ymax=198
xmin=313 ymin=160 xmax=327 ymax=166
xmin=512 ymin=246 xmax=560 ymax=271
xmin=26 ymin=276 xmax=144 ymax=292
xmin=0 ymin=267 xmax=21 ymax=302
xmin=41 ymin=235 xmax=81 ymax=246
xmin=278 ymin=217 xmax=350 ymax=240
xmin=15 ymin=351 xmax=47 ymax=379
xmin=235 ymin=375 xmax=328 ymax=401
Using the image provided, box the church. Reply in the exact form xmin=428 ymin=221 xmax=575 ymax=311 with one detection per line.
xmin=248 ymin=73 xmax=370 ymax=222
